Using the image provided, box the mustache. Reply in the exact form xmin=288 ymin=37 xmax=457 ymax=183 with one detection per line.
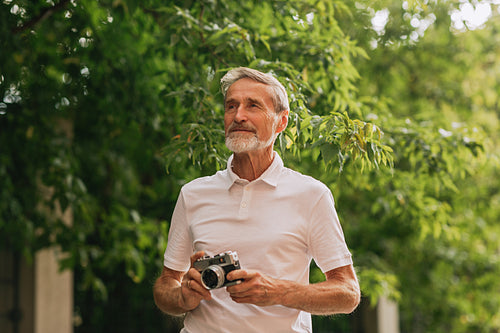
xmin=227 ymin=123 xmax=256 ymax=133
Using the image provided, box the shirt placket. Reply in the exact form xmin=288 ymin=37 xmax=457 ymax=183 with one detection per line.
xmin=238 ymin=184 xmax=252 ymax=219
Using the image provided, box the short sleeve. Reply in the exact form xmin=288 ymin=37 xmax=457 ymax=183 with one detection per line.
xmin=308 ymin=189 xmax=352 ymax=272
xmin=163 ymin=189 xmax=193 ymax=272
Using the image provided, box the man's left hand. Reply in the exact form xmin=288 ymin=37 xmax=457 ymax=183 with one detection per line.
xmin=225 ymin=269 xmax=284 ymax=306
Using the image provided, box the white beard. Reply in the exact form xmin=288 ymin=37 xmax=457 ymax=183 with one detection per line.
xmin=225 ymin=131 xmax=276 ymax=153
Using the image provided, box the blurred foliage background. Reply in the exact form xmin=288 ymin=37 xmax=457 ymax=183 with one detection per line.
xmin=1 ymin=0 xmax=499 ymax=332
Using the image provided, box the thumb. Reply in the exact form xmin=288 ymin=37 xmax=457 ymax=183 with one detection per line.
xmin=190 ymin=251 xmax=206 ymax=266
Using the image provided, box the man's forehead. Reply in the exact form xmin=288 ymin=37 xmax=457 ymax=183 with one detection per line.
xmin=225 ymin=96 xmax=263 ymax=104
xmin=225 ymin=78 xmax=273 ymax=100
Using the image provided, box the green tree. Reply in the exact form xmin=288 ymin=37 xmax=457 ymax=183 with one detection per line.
xmin=334 ymin=0 xmax=500 ymax=331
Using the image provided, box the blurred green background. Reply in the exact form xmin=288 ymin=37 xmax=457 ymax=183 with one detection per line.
xmin=1 ymin=0 xmax=499 ymax=332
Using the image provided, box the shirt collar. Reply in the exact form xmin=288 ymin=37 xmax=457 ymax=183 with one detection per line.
xmin=225 ymin=151 xmax=283 ymax=189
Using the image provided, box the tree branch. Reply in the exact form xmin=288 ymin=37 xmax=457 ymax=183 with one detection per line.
xmin=12 ymin=0 xmax=71 ymax=34
xmin=198 ymin=5 xmax=229 ymax=67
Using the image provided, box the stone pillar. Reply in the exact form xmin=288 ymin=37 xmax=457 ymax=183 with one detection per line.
xmin=0 ymin=248 xmax=73 ymax=333
xmin=376 ymin=296 xmax=399 ymax=333
xmin=1 ymin=118 xmax=75 ymax=333
xmin=32 ymin=143 xmax=74 ymax=333
xmin=354 ymin=296 xmax=400 ymax=333
xmin=34 ymin=248 xmax=73 ymax=333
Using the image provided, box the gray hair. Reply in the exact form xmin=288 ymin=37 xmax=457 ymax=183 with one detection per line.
xmin=220 ymin=67 xmax=289 ymax=114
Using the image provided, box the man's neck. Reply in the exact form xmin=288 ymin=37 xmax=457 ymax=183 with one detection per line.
xmin=231 ymin=148 xmax=274 ymax=181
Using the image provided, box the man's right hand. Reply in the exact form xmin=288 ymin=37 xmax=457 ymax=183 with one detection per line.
xmin=153 ymin=251 xmax=212 ymax=315
xmin=180 ymin=251 xmax=212 ymax=310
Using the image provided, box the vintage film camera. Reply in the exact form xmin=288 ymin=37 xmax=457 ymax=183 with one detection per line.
xmin=193 ymin=251 xmax=242 ymax=289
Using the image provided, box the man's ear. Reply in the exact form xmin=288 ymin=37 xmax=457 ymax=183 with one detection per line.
xmin=276 ymin=110 xmax=289 ymax=133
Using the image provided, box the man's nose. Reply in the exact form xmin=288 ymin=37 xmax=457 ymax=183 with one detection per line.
xmin=233 ymin=105 xmax=248 ymax=122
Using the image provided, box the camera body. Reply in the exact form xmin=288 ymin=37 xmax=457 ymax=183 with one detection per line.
xmin=193 ymin=251 xmax=242 ymax=289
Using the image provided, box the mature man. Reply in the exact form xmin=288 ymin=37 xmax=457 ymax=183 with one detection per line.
xmin=153 ymin=67 xmax=360 ymax=332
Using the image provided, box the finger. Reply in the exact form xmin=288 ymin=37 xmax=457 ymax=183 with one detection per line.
xmin=229 ymin=286 xmax=270 ymax=306
xmin=190 ymin=251 xmax=206 ymax=266
xmin=226 ymin=269 xmax=253 ymax=281
xmin=184 ymin=278 xmax=212 ymax=300
xmin=187 ymin=267 xmax=202 ymax=280
xmin=179 ymin=281 xmax=208 ymax=310
xmin=185 ymin=269 xmax=203 ymax=285
xmin=228 ymin=283 xmax=266 ymax=296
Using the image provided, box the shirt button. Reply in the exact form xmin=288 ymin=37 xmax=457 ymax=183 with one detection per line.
xmin=241 ymin=202 xmax=247 ymax=208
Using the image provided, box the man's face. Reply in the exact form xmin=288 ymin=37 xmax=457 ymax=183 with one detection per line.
xmin=224 ymin=78 xmax=286 ymax=153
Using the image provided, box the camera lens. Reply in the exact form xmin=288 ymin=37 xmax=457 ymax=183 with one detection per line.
xmin=201 ymin=265 xmax=225 ymax=289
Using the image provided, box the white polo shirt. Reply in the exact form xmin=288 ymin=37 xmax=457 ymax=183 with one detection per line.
xmin=164 ymin=152 xmax=353 ymax=333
